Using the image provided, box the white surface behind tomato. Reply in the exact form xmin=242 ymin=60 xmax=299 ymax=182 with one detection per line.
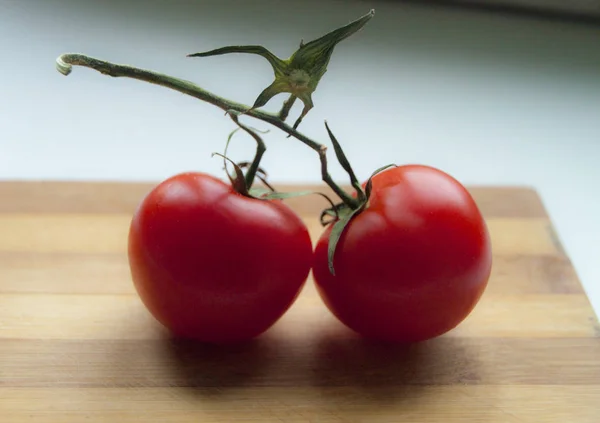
xmin=1 ymin=0 xmax=599 ymax=316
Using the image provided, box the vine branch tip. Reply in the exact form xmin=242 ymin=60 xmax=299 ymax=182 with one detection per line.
xmin=56 ymin=55 xmax=73 ymax=76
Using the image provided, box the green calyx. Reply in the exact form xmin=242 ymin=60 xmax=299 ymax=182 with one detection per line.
xmin=217 ymin=113 xmax=339 ymax=212
xmin=324 ymin=121 xmax=366 ymax=204
xmin=323 ymin=163 xmax=397 ymax=276
xmin=187 ymin=9 xmax=375 ymax=131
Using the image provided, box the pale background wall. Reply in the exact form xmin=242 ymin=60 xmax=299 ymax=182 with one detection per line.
xmin=1 ymin=0 xmax=599 ymax=315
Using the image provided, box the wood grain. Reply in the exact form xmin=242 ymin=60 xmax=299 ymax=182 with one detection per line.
xmin=0 ymin=181 xmax=548 ymax=217
xmin=2 ymin=386 xmax=598 ymax=423
xmin=0 ymin=181 xmax=598 ymax=422
xmin=0 ymin=253 xmax=583 ymax=295
xmin=2 ymin=336 xmax=599 ymax=387
xmin=0 ymin=291 xmax=596 ymax=339
xmin=0 ymin=215 xmax=562 ymax=256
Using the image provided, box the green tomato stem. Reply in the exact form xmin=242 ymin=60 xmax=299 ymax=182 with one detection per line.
xmin=226 ymin=111 xmax=266 ymax=190
xmin=324 ymin=121 xmax=366 ymax=203
xmin=55 ymin=53 xmax=360 ymax=210
xmin=278 ymin=94 xmax=297 ymax=121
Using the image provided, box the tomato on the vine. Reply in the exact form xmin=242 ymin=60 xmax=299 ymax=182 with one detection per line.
xmin=128 ymin=172 xmax=313 ymax=344
xmin=312 ymin=164 xmax=492 ymax=343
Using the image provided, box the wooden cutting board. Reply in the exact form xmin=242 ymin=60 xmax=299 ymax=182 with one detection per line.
xmin=1 ymin=181 xmax=599 ymax=422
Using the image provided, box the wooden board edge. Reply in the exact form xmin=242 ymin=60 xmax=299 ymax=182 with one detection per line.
xmin=0 ymin=180 xmax=548 ymax=218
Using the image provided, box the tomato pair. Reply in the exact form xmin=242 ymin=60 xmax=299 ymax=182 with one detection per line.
xmin=128 ymin=165 xmax=492 ymax=344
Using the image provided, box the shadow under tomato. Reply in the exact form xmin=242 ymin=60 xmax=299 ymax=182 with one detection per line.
xmin=160 ymin=332 xmax=282 ymax=395
xmin=309 ymin=326 xmax=482 ymax=404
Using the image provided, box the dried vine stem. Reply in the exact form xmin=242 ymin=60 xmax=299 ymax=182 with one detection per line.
xmin=56 ymin=53 xmax=360 ymax=209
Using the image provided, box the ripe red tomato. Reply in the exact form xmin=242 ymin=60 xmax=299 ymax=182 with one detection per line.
xmin=128 ymin=172 xmax=313 ymax=344
xmin=312 ymin=164 xmax=492 ymax=343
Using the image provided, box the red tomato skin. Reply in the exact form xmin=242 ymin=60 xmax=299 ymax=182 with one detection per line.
xmin=312 ymin=165 xmax=492 ymax=343
xmin=128 ymin=172 xmax=313 ymax=344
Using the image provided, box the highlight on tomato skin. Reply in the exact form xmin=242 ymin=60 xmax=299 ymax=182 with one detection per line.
xmin=312 ymin=164 xmax=493 ymax=343
xmin=127 ymin=172 xmax=314 ymax=344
